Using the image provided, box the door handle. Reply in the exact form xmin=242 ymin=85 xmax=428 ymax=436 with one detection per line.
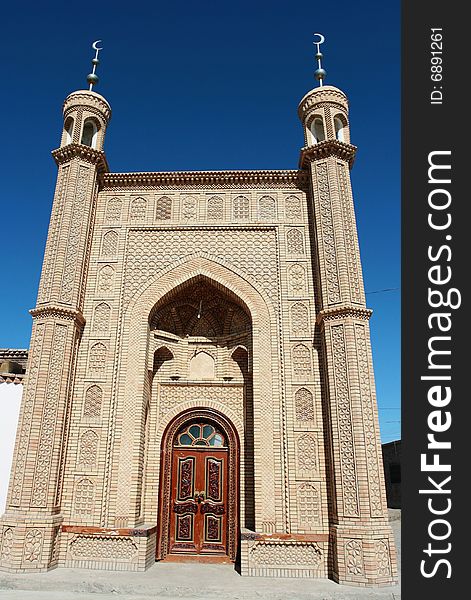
xmin=194 ymin=491 xmax=205 ymax=503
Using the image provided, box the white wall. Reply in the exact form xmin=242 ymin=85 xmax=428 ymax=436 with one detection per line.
xmin=0 ymin=384 xmax=22 ymax=513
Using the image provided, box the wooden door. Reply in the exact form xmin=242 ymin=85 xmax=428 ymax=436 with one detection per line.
xmin=168 ymin=422 xmax=228 ymax=556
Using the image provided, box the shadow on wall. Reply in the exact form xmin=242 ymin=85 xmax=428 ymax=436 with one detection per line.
xmin=0 ymin=383 xmax=22 ymax=513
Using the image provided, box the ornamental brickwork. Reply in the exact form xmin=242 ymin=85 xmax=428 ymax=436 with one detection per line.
xmin=0 ymin=84 xmax=397 ymax=584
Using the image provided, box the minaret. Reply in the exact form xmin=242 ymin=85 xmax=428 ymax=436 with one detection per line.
xmin=0 ymin=43 xmax=111 ymax=572
xmin=298 ymin=36 xmax=398 ymax=585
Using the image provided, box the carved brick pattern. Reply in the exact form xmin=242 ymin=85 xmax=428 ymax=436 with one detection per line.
xmin=207 ymin=196 xmax=223 ymax=220
xmin=291 ymin=302 xmax=309 ymax=337
xmin=0 ymin=528 xmax=13 ymax=561
xmin=285 ymin=195 xmax=302 ymax=220
xmin=156 ymin=196 xmax=172 ymax=220
xmin=124 ymin=229 xmax=278 ymax=307
xmin=286 ymin=228 xmax=304 ymax=255
xmin=295 ymin=388 xmax=315 ymax=422
xmin=288 ymin=263 xmax=307 ymax=296
xmin=258 ymin=195 xmax=275 ymax=221
xmin=233 ymin=195 xmax=249 ymax=220
xmin=159 ymin=385 xmax=243 ymax=423
xmin=297 ymin=434 xmax=317 ymax=473
xmin=93 ymin=302 xmax=111 ymax=335
xmin=38 ymin=165 xmax=69 ymax=302
xmin=11 ymin=323 xmax=45 ymax=505
xmin=182 ymin=195 xmax=197 ymax=220
xmin=60 ymin=165 xmax=90 ymax=303
xmin=101 ymin=230 xmax=118 ymax=257
xmin=75 ymin=478 xmax=95 ymax=514
xmin=78 ymin=430 xmax=99 ymax=467
xmin=23 ymin=529 xmax=43 ymax=563
xmin=130 ymin=197 xmax=147 ymax=221
xmin=331 ymin=325 xmax=359 ymax=516
xmin=105 ymin=197 xmax=122 ymax=222
xmin=97 ymin=265 xmax=114 ymax=294
xmin=345 ymin=539 xmax=365 ymax=576
xmin=31 ymin=323 xmax=68 ymax=507
xmin=250 ymin=541 xmax=322 ymax=566
xmin=316 ymin=162 xmax=341 ymax=304
xmin=355 ymin=324 xmax=383 ymax=516
xmin=89 ymin=342 xmax=107 ymax=374
xmin=69 ymin=536 xmax=138 ymax=559
xmin=292 ymin=344 xmax=312 ymax=379
xmin=83 ymin=385 xmax=102 ymax=418
xmin=297 ymin=483 xmax=319 ymax=528
xmin=375 ymin=539 xmax=392 ymax=577
xmin=338 ymin=163 xmax=362 ymax=303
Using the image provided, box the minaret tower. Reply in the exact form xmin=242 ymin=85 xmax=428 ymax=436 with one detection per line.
xmin=298 ymin=36 xmax=397 ymax=585
xmin=0 ymin=42 xmax=111 ymax=572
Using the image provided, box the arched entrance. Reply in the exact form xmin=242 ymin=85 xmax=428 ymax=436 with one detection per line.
xmin=157 ymin=408 xmax=239 ymax=562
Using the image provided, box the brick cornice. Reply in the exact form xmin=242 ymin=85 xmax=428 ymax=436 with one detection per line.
xmin=316 ymin=305 xmax=372 ymax=325
xmin=299 ymin=140 xmax=357 ymax=169
xmin=30 ymin=305 xmax=86 ymax=328
xmin=102 ymin=169 xmax=309 ymax=190
xmin=52 ymin=144 xmax=109 ymax=174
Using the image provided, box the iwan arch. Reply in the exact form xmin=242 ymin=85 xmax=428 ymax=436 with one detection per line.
xmin=0 ymin=51 xmax=397 ymax=584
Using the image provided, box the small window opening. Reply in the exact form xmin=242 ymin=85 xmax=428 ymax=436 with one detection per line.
xmin=310 ymin=118 xmax=325 ymax=144
xmin=334 ymin=117 xmax=345 ymax=142
xmin=81 ymin=119 xmax=98 ymax=148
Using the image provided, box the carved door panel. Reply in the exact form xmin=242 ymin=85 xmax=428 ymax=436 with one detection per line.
xmin=169 ymin=448 xmax=228 ymax=555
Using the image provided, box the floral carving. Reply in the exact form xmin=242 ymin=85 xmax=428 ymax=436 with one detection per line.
xmin=338 ymin=163 xmax=362 ymax=303
xmin=93 ymin=303 xmax=111 ymax=335
xmin=101 ymin=230 xmax=118 ymax=257
xmin=297 ymin=433 xmax=317 ymax=475
xmin=288 ymin=263 xmax=307 ymax=296
xmin=38 ymin=165 xmax=69 ymax=303
xmin=316 ymin=162 xmax=340 ymax=304
xmin=295 ymin=388 xmax=315 ymax=422
xmin=375 ymin=540 xmax=392 ymax=577
xmin=75 ymin=478 xmax=95 ymax=514
xmin=156 ymin=196 xmax=172 ymax=220
xmin=97 ymin=265 xmax=114 ymax=294
xmin=285 ymin=194 xmax=303 ymax=220
xmin=1 ymin=528 xmax=13 ymax=561
xmin=355 ymin=324 xmax=383 ymax=516
xmin=332 ymin=325 xmax=359 ymax=516
xmin=31 ymin=323 xmax=68 ymax=507
xmin=89 ymin=342 xmax=107 ymax=375
xmin=105 ymin=197 xmax=122 ymax=222
xmin=345 ymin=539 xmax=364 ymax=576
xmin=83 ymin=385 xmax=102 ymax=419
xmin=291 ymin=302 xmax=309 ymax=337
xmin=207 ymin=196 xmax=223 ymax=220
xmin=60 ymin=165 xmax=89 ymax=303
xmin=130 ymin=197 xmax=146 ymax=221
xmin=69 ymin=536 xmax=138 ymax=559
xmin=181 ymin=195 xmax=197 ymax=220
xmin=258 ymin=195 xmax=275 ymax=221
xmin=297 ymin=484 xmax=319 ymax=528
xmin=287 ymin=228 xmax=304 ymax=254
xmin=292 ymin=344 xmax=312 ymax=379
xmin=250 ymin=541 xmax=322 ymax=566
xmin=233 ymin=195 xmax=249 ymax=220
xmin=11 ymin=324 xmax=45 ymax=505
xmin=23 ymin=529 xmax=43 ymax=563
xmin=79 ymin=430 xmax=99 ymax=467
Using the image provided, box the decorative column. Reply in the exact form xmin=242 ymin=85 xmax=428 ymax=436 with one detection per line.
xmin=298 ymin=85 xmax=398 ymax=585
xmin=0 ymin=90 xmax=110 ymax=572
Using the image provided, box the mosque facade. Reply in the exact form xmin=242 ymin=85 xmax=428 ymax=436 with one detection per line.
xmin=0 ymin=49 xmax=397 ymax=584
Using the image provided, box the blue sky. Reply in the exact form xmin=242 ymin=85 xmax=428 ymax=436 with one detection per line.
xmin=1 ymin=1 xmax=400 ymax=442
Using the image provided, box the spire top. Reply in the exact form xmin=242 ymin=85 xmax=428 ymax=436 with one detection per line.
xmin=313 ymin=33 xmax=326 ymax=87
xmin=87 ymin=40 xmax=103 ymax=91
